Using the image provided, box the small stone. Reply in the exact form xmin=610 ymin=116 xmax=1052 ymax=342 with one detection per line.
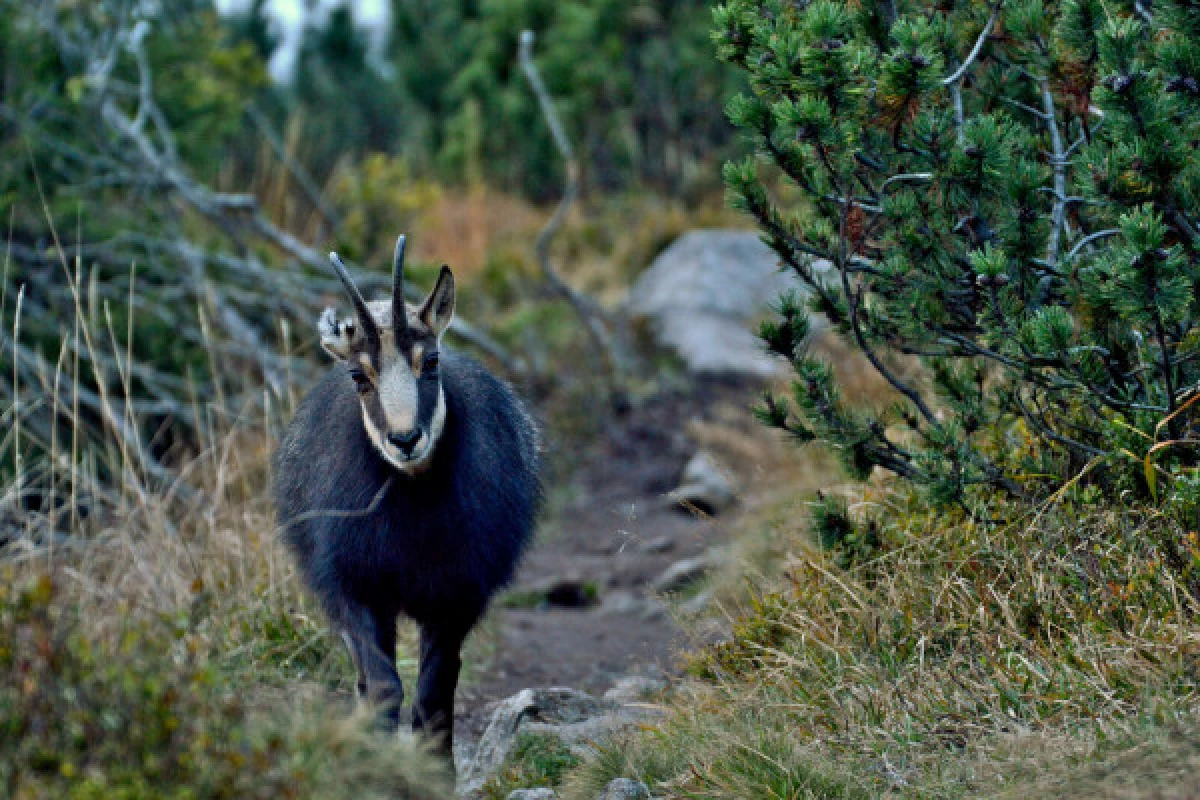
xmin=651 ymin=556 xmax=711 ymax=594
xmin=507 ymin=790 xmax=558 ymax=800
xmin=597 ymin=778 xmax=651 ymax=800
xmin=639 ymin=596 xmax=669 ymax=621
xmin=637 ymin=535 xmax=674 ymax=554
xmin=669 ymin=452 xmax=737 ymax=515
xmin=679 ymin=588 xmax=713 ymax=615
xmin=600 ymin=590 xmax=643 ymax=615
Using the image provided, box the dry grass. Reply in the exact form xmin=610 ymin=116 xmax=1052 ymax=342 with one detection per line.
xmin=415 ymin=185 xmax=744 ymax=299
xmin=410 ymin=185 xmax=547 ymax=279
xmin=686 ymin=331 xmax=909 ymax=609
xmin=561 ymin=366 xmax=1200 ymax=799
xmin=986 ymin=718 xmax=1200 ymax=799
xmin=0 ymin=253 xmax=456 ymax=796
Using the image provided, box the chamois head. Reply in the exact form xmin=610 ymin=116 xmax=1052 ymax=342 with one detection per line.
xmin=319 ymin=235 xmax=456 ymax=474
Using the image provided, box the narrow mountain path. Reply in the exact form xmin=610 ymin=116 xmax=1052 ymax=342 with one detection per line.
xmin=455 ymin=382 xmax=751 ymax=744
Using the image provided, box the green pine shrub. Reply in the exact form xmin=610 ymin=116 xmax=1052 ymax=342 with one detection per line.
xmin=715 ymin=0 xmax=1200 ymax=511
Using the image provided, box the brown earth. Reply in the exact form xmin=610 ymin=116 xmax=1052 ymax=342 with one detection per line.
xmin=453 ymin=378 xmax=797 ymax=743
xmin=452 ymin=334 xmax=884 ymax=744
xmin=454 ymin=382 xmax=736 ymax=737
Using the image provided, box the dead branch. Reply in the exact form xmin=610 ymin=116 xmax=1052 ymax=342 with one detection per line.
xmin=518 ymin=30 xmax=631 ymax=399
xmin=243 ymin=102 xmax=342 ymax=237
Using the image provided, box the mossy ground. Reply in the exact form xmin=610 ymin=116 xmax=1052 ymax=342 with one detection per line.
xmin=480 ymin=733 xmax=584 ymax=799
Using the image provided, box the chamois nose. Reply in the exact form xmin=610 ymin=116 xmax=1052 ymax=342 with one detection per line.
xmin=387 ymin=429 xmax=421 ymax=456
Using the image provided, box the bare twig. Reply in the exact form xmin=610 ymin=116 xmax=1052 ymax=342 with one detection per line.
xmin=880 ymin=172 xmax=933 ymax=193
xmin=519 ymin=30 xmax=630 ymax=393
xmin=11 ymin=285 xmax=25 ymax=510
xmin=943 ymin=3 xmax=1002 ymax=86
xmin=944 ymin=2 xmax=1002 ymax=143
xmin=1063 ymin=228 xmax=1120 ymax=264
xmin=1174 ymin=211 xmax=1200 ymax=243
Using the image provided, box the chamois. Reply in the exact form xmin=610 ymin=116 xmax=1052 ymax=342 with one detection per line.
xmin=273 ymin=235 xmax=539 ymax=755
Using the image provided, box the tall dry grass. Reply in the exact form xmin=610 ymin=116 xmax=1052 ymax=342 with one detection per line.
xmin=0 ymin=241 xmax=452 ymax=797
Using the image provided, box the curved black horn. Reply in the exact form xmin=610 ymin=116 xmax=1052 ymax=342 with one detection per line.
xmin=329 ymin=252 xmax=381 ymax=352
xmin=392 ymin=234 xmax=409 ymax=340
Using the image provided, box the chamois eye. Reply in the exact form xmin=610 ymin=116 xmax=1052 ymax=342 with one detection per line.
xmin=423 ymin=352 xmax=439 ymax=371
xmin=348 ymin=369 xmax=372 ymax=394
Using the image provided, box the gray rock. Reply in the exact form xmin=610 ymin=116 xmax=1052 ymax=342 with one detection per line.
xmin=603 ymin=674 xmax=667 ymax=704
xmin=600 ymin=590 xmax=644 ymax=616
xmin=628 ymin=230 xmax=830 ymax=378
xmin=460 ymin=688 xmax=666 ymax=795
xmin=651 ymin=556 xmax=712 ymax=594
xmin=679 ymin=587 xmax=714 ymax=616
xmin=460 ymin=688 xmax=607 ymax=794
xmin=597 ymin=778 xmax=651 ymax=800
xmin=638 ymin=596 xmax=669 ymax=622
xmin=453 ymin=738 xmax=477 ymax=779
xmin=507 ymin=790 xmax=558 ymax=800
xmin=669 ymin=452 xmax=736 ymax=515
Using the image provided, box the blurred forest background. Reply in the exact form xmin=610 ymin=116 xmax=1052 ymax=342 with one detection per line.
xmin=0 ymin=0 xmax=743 ymax=484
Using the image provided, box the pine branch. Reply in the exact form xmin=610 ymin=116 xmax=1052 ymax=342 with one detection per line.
xmin=1062 ymin=228 xmax=1120 ymax=264
xmin=833 ymin=198 xmax=941 ymax=429
xmin=943 ymin=3 xmax=1003 ymax=87
xmin=1039 ymin=77 xmax=1068 ymax=269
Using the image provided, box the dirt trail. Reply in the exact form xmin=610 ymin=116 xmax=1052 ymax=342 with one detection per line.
xmin=456 ymin=383 xmax=753 ymax=741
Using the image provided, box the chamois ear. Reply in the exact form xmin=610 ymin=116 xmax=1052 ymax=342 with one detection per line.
xmin=419 ymin=266 xmax=455 ymax=338
xmin=318 ymin=307 xmax=362 ymax=362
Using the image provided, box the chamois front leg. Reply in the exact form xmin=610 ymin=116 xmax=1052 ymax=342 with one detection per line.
xmin=413 ymin=623 xmax=467 ymax=754
xmin=338 ymin=603 xmax=403 ymax=731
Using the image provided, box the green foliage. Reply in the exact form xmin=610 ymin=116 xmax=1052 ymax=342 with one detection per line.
xmin=717 ymin=0 xmax=1200 ymax=510
xmin=272 ymin=0 xmax=746 ymax=197
xmin=0 ymin=572 xmax=450 ymax=800
xmin=286 ymin=8 xmax=421 ymax=180
xmin=328 ymin=154 xmax=441 ymax=266
xmin=481 ymin=732 xmax=582 ymax=798
xmin=809 ymin=492 xmax=880 ymax=566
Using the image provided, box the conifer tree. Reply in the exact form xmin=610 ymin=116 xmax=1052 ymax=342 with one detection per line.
xmin=715 ymin=0 xmax=1200 ymax=505
xmin=290 ymin=8 xmax=417 ymax=176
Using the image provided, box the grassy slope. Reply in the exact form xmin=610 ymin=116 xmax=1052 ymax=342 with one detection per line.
xmin=0 ymin=418 xmax=454 ymax=797
xmin=562 ymin=485 xmax=1200 ymax=798
xmin=15 ymin=182 xmax=1198 ymax=796
xmin=552 ymin=335 xmax=1200 ymax=797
